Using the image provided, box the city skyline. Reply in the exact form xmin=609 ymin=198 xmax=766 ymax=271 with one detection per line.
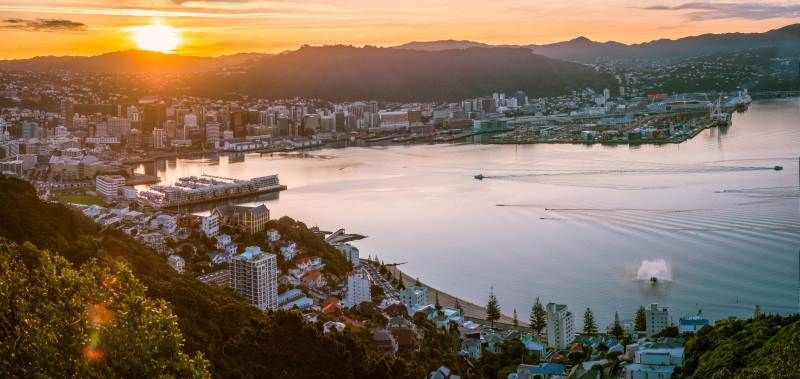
xmin=0 ymin=0 xmax=799 ymax=58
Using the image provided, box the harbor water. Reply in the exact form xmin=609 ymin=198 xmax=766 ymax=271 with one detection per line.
xmin=137 ymin=98 xmax=800 ymax=327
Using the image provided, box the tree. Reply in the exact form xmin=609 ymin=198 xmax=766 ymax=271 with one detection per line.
xmin=529 ymin=297 xmax=547 ymax=338
xmin=635 ymin=305 xmax=647 ymax=332
xmin=435 ymin=290 xmax=441 ymax=310
xmin=0 ymin=241 xmax=209 ymax=378
xmin=513 ymin=309 xmax=519 ymax=327
xmin=610 ymin=312 xmax=625 ymax=341
xmin=454 ymin=299 xmax=464 ymax=316
xmin=486 ymin=287 xmax=501 ymax=329
xmin=583 ymin=308 xmax=598 ymax=336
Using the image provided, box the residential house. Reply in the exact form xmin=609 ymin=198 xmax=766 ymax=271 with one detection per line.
xmin=372 ymin=329 xmax=398 ymax=355
xmin=167 ymin=255 xmax=185 ymax=273
xmin=266 ymin=228 xmax=281 ymax=242
xmin=625 ymin=338 xmax=685 ymax=379
xmin=509 ymin=363 xmax=566 ymax=379
xmin=678 ymin=313 xmax=709 ymax=334
xmin=302 ymin=270 xmax=326 ymax=288
xmin=280 ymin=242 xmax=297 ymax=261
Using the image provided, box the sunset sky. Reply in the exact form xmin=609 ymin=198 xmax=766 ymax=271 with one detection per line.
xmin=0 ymin=0 xmax=798 ymax=59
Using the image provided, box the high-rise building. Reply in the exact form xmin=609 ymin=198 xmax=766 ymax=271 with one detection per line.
xmin=108 ymin=117 xmax=131 ymax=137
xmin=206 ymin=121 xmax=220 ymax=145
xmin=152 ymin=128 xmax=166 ymax=149
xmin=515 ymin=90 xmax=527 ymax=107
xmin=277 ymin=115 xmax=289 ymax=136
xmin=94 ymin=121 xmax=108 ymax=137
xmin=142 ymin=102 xmax=165 ymax=133
xmin=21 ymin=122 xmax=38 ymax=139
xmin=646 ymin=303 xmax=670 ymax=337
xmin=183 ymin=113 xmax=198 ymax=132
xmin=343 ymin=270 xmax=371 ymax=307
xmin=163 ymin=120 xmax=176 ymax=139
xmin=60 ymin=99 xmax=74 ymax=129
xmin=230 ymin=246 xmax=278 ymax=311
xmin=546 ymin=303 xmax=575 ymax=349
xmin=335 ymin=111 xmax=346 ymax=132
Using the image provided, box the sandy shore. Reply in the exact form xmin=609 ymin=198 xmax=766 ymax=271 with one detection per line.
xmin=385 ymin=265 xmax=523 ymax=326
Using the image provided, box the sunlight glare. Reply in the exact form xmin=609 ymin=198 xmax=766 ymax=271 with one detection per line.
xmin=131 ymin=21 xmax=182 ymax=53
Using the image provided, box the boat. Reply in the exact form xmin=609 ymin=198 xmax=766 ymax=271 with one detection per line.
xmin=474 ymin=174 xmax=485 ymax=180
xmin=650 ymin=277 xmax=658 ymax=285
xmin=774 ymin=165 xmax=783 ymax=171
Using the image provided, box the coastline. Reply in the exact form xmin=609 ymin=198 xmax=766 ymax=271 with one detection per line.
xmin=384 ymin=264 xmax=523 ymax=326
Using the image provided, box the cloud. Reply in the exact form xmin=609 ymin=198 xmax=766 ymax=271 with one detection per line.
xmin=641 ymin=2 xmax=800 ymax=21
xmin=1 ymin=18 xmax=86 ymax=31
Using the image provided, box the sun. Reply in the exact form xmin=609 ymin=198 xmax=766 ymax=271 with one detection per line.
xmin=131 ymin=21 xmax=182 ymax=53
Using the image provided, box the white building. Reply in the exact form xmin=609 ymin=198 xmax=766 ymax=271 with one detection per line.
xmin=546 ymin=303 xmax=575 ymax=349
xmin=335 ymin=243 xmax=360 ymax=267
xmin=95 ymin=175 xmax=126 ymax=199
xmin=678 ymin=313 xmax=710 ymax=334
xmin=266 ymin=228 xmax=281 ymax=242
xmin=215 ymin=234 xmax=237 ymax=255
xmin=167 ymin=255 xmax=185 ymax=273
xmin=400 ymin=285 xmax=428 ymax=313
xmin=230 ymin=246 xmax=278 ymax=311
xmin=202 ymin=214 xmax=220 ymax=237
xmin=280 ymin=242 xmax=297 ymax=261
xmin=646 ymin=303 xmax=670 ymax=337
xmin=625 ymin=340 xmax=684 ymax=379
xmin=343 ymin=269 xmax=371 ymax=307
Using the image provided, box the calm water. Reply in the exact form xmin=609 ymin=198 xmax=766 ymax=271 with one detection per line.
xmin=138 ymin=98 xmax=800 ymax=327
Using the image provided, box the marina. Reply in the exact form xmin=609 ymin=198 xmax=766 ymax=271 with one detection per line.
xmin=137 ymin=174 xmax=286 ymax=209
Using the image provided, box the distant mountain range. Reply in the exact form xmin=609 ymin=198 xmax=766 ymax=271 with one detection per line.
xmin=0 ymin=50 xmax=265 ymax=74
xmin=192 ymin=45 xmax=616 ymax=101
xmin=0 ymin=24 xmax=796 ymax=101
xmin=395 ymin=24 xmax=800 ymax=61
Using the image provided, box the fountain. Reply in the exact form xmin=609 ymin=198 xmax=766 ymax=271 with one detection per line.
xmin=636 ymin=259 xmax=673 ymax=283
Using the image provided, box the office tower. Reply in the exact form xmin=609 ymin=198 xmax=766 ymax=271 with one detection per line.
xmin=108 ymin=117 xmax=131 ymax=137
xmin=206 ymin=121 xmax=220 ymax=145
xmin=152 ymin=128 xmax=166 ymax=149
xmin=60 ymin=99 xmax=74 ymax=129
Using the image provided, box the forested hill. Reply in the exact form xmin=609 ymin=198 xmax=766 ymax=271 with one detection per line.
xmin=0 ymin=176 xmax=410 ymax=378
xmin=190 ymin=45 xmax=616 ymax=102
